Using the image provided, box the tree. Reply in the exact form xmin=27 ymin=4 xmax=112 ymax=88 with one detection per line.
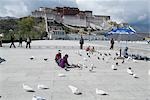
xmin=18 ymin=17 xmax=35 ymax=38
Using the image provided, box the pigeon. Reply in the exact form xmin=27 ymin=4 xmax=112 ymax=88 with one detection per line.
xmin=104 ymin=53 xmax=108 ymax=56
xmin=87 ymin=53 xmax=89 ymax=56
xmin=58 ymin=73 xmax=66 ymax=77
xmin=100 ymin=53 xmax=102 ymax=56
xmin=83 ymin=57 xmax=87 ymax=61
xmin=113 ymin=57 xmax=116 ymax=60
xmin=97 ymin=57 xmax=100 ymax=60
xmin=127 ymin=67 xmax=133 ymax=75
xmin=32 ymin=96 xmax=46 ymax=100
xmin=111 ymin=65 xmax=117 ymax=70
xmin=68 ymin=85 xmax=82 ymax=95
xmin=37 ymin=84 xmax=49 ymax=89
xmin=132 ymin=59 xmax=138 ymax=63
xmin=122 ymin=60 xmax=125 ymax=63
xmin=116 ymin=53 xmax=119 ymax=56
xmin=0 ymin=96 xmax=1 ymax=98
xmin=44 ymin=58 xmax=48 ymax=61
xmin=96 ymin=88 xmax=108 ymax=95
xmin=88 ymin=55 xmax=90 ymax=58
xmin=133 ymin=74 xmax=139 ymax=78
xmin=0 ymin=58 xmax=6 ymax=64
xmin=30 ymin=56 xmax=35 ymax=60
xmin=89 ymin=64 xmax=96 ymax=72
xmin=102 ymin=58 xmax=105 ymax=61
xmin=116 ymin=62 xmax=119 ymax=66
xmin=108 ymin=53 xmax=111 ymax=56
xmin=23 ymin=84 xmax=35 ymax=92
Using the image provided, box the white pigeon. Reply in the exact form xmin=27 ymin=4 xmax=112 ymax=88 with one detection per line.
xmin=37 ymin=84 xmax=49 ymax=89
xmin=133 ymin=74 xmax=138 ymax=78
xmin=30 ymin=56 xmax=35 ymax=60
xmin=58 ymin=73 xmax=66 ymax=77
xmin=132 ymin=59 xmax=138 ymax=63
xmin=83 ymin=57 xmax=87 ymax=61
xmin=127 ymin=68 xmax=133 ymax=75
xmin=111 ymin=65 xmax=117 ymax=70
xmin=23 ymin=84 xmax=34 ymax=92
xmin=96 ymin=88 xmax=108 ymax=95
xmin=127 ymin=57 xmax=132 ymax=61
xmin=32 ymin=96 xmax=46 ymax=100
xmin=68 ymin=85 xmax=82 ymax=95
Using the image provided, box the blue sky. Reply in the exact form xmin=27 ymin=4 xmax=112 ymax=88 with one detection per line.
xmin=0 ymin=0 xmax=149 ymax=32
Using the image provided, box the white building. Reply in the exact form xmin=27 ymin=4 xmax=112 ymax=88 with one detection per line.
xmin=32 ymin=7 xmax=111 ymax=39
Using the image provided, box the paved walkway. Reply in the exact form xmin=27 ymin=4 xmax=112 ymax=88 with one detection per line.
xmin=0 ymin=40 xmax=149 ymax=100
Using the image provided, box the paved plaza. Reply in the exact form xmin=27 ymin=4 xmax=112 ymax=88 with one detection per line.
xmin=0 ymin=40 xmax=149 ymax=100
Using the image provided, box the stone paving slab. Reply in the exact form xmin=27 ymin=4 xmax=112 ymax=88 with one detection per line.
xmin=0 ymin=40 xmax=150 ymax=100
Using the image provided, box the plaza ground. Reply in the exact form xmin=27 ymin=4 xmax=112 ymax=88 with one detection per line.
xmin=0 ymin=40 xmax=149 ymax=100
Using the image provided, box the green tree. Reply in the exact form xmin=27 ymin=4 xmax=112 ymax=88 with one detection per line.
xmin=18 ymin=17 xmax=35 ymax=38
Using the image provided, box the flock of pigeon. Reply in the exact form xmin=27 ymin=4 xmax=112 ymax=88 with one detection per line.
xmin=75 ymin=50 xmax=139 ymax=79
xmin=0 ymin=49 xmax=142 ymax=100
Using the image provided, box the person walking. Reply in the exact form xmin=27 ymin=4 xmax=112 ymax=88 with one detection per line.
xmin=10 ymin=35 xmax=16 ymax=48
xmin=26 ymin=36 xmax=31 ymax=49
xmin=110 ymin=38 xmax=114 ymax=49
xmin=79 ymin=35 xmax=84 ymax=49
xmin=18 ymin=37 xmax=23 ymax=47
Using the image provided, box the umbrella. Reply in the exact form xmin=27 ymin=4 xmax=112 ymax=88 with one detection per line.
xmin=105 ymin=26 xmax=136 ymax=57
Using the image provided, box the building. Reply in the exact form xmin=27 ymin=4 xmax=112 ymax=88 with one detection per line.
xmin=32 ymin=7 xmax=111 ymax=39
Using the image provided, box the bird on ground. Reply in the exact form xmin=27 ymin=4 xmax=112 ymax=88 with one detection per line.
xmin=111 ymin=65 xmax=117 ymax=70
xmin=127 ymin=67 xmax=134 ymax=75
xmin=97 ymin=57 xmax=100 ymax=60
xmin=89 ymin=64 xmax=96 ymax=72
xmin=132 ymin=59 xmax=138 ymax=63
xmin=23 ymin=84 xmax=35 ymax=92
xmin=116 ymin=53 xmax=119 ymax=56
xmin=102 ymin=58 xmax=105 ymax=61
xmin=58 ymin=73 xmax=66 ymax=77
xmin=104 ymin=53 xmax=108 ymax=56
xmin=30 ymin=56 xmax=35 ymax=60
xmin=96 ymin=88 xmax=108 ymax=95
xmin=44 ymin=58 xmax=48 ymax=61
xmin=113 ymin=57 xmax=116 ymax=60
xmin=32 ymin=96 xmax=46 ymax=100
xmin=37 ymin=84 xmax=49 ymax=89
xmin=122 ymin=59 xmax=125 ymax=63
xmin=116 ymin=62 xmax=119 ymax=66
xmin=99 ymin=53 xmax=102 ymax=56
xmin=133 ymin=74 xmax=139 ymax=78
xmin=68 ymin=85 xmax=82 ymax=95
xmin=0 ymin=57 xmax=6 ymax=64
xmin=83 ymin=57 xmax=87 ymax=61
xmin=108 ymin=53 xmax=111 ymax=56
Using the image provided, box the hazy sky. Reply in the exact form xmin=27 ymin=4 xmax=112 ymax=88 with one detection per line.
xmin=0 ymin=0 xmax=149 ymax=32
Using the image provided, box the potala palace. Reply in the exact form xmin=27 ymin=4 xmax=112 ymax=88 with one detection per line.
xmin=32 ymin=7 xmax=112 ymax=40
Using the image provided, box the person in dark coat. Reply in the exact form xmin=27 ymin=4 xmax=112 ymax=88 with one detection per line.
xmin=18 ymin=37 xmax=23 ymax=47
xmin=26 ymin=36 xmax=31 ymax=48
xmin=110 ymin=38 xmax=114 ymax=49
xmin=10 ymin=35 xmax=16 ymax=48
xmin=79 ymin=36 xmax=84 ymax=49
